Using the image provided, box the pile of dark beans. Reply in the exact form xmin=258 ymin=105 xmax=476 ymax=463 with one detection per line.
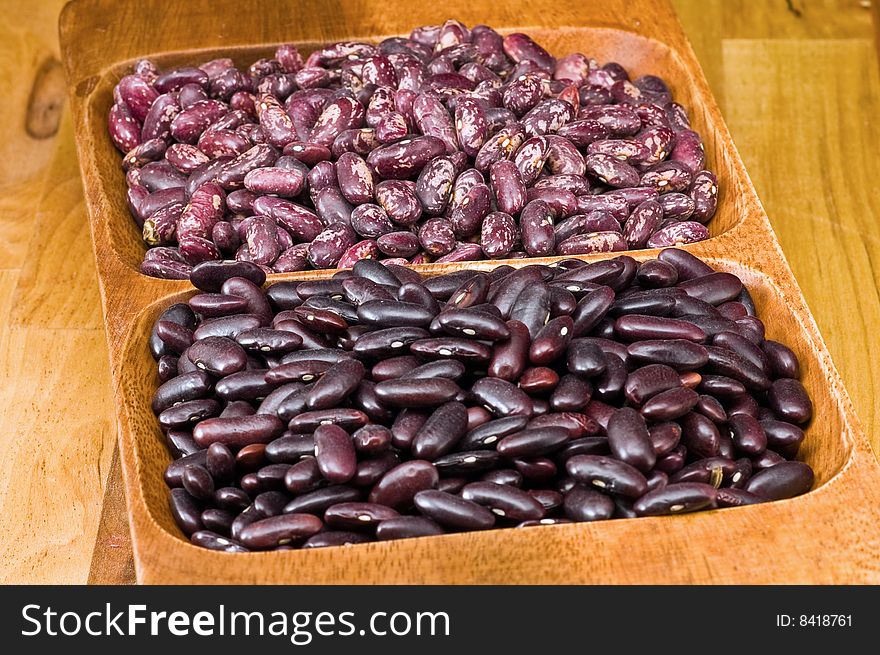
xmin=112 ymin=21 xmax=718 ymax=279
xmin=151 ymin=249 xmax=813 ymax=552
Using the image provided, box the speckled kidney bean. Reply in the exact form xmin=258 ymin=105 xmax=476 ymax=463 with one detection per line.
xmin=489 ymin=160 xmax=527 ymax=216
xmin=119 ymin=28 xmax=725 ymax=277
xmin=690 ymin=170 xmax=719 ymax=223
xmin=479 ymin=211 xmax=517 ymax=258
xmin=519 ymin=199 xmax=556 ymax=257
xmin=646 ymin=221 xmax=710 ymax=248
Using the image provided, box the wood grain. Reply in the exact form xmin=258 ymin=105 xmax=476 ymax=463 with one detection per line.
xmin=0 ymin=0 xmax=879 ymax=584
xmin=56 ymin=0 xmax=880 ymax=584
xmin=722 ymin=38 xmax=880 ymax=450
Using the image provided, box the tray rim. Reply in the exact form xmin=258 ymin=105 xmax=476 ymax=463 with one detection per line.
xmin=58 ymin=0 xmax=880 ymax=584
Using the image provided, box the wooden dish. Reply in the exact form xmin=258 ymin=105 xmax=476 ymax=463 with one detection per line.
xmin=59 ymin=0 xmax=880 ymax=583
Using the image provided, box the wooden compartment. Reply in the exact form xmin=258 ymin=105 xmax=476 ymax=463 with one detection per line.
xmin=59 ymin=0 xmax=880 ymax=583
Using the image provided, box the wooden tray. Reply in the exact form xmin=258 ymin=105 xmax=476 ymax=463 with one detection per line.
xmin=59 ymin=0 xmax=880 ymax=583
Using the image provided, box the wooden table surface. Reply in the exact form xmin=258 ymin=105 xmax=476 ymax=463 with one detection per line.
xmin=0 ymin=0 xmax=878 ymax=584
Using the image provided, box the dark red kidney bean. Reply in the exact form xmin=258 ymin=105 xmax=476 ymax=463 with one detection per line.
xmin=283 ymin=485 xmax=362 ymax=515
xmin=654 ymin=444 xmax=687 ymax=475
xmin=190 ymin=260 xmax=266 ymax=293
xmin=462 ymin=482 xmax=544 ymax=521
xmin=265 ymin=433 xmax=315 ymax=463
xmin=187 ymin=336 xmax=247 ymax=376
xmin=411 ymin=401 xmax=469 ymax=460
xmin=513 ymin=456 xmax=558 ymax=482
xmin=235 ymin=328 xmax=302 ymax=354
xmin=649 ymin=422 xmax=681 ymax=456
xmin=373 ymin=378 xmax=460 ymax=407
xmin=511 ymin=283 xmax=551 ymax=340
xmin=164 ymin=451 xmax=209 ymax=488
xmin=704 ymin=345 xmax=770 ymax=391
xmin=761 ymin=339 xmax=801 ymax=379
xmin=633 ymin=482 xmax=717 ymax=516
xmin=497 ymin=427 xmax=569 ymax=458
xmin=566 ymin=340 xmax=607 ymax=378
xmin=204 ymin=443 xmax=235 ymax=481
xmin=624 ymin=366 xmax=682 ymax=409
xmin=219 ymin=400 xmax=256 ymax=419
xmin=352 ymin=326 xmax=429 ymax=358
xmin=606 ymin=407 xmax=656 ymax=472
xmin=188 ymin=314 xmax=264 ymax=344
xmin=486 ymin=320 xmax=529 ymax=381
xmin=287 ymin=408 xmax=369 ymax=433
xmin=169 ymin=488 xmax=204 ymax=536
xmin=745 ymin=461 xmax=814 ymax=500
xmin=158 ymin=398 xmax=220 ymax=430
xmin=214 ymin=371 xmax=276 ymax=401
xmin=192 ymin=414 xmax=284 ymax=448
xmin=751 ymin=448 xmax=786 ymax=471
xmin=570 ymin=286 xmax=615 ymax=338
xmin=670 ymin=457 xmax=737 ymax=486
xmin=614 ymin=314 xmax=706 ymax=342
xmin=201 ymin=509 xmax=235 ymax=536
xmin=351 ymin=380 xmax=393 ymax=423
xmin=460 ymin=416 xmax=530 ymax=450
xmin=370 ymin=356 xmax=420 ymax=382
xmin=727 ymin=414 xmax=768 ymax=455
xmin=481 ymin=469 xmax=525 ymax=488
xmin=698 ymin=375 xmax=747 ymax=399
xmin=190 ymin=293 xmax=249 ymax=318
xmin=368 ymin=460 xmax=439 ymax=509
xmin=563 ymin=484 xmax=614 ymax=522
xmin=435 ymin=308 xmax=509 ymax=341
xmin=305 ymin=359 xmax=365 ymax=410
xmin=157 ymin=356 xmax=179 ymax=383
xmin=254 ymin=490 xmax=291 ymax=517
xmin=447 ymin=273 xmax=491 ymax=309
xmin=530 ymin=317 xmax=574 ymax=366
xmin=694 ymin=394 xmax=727 ymax=423
xmin=410 ymin=337 xmax=493 ymax=363
xmin=323 ymin=502 xmax=399 ymax=530
xmin=767 ymin=378 xmax=813 ymax=424
xmin=627 ymin=340 xmax=709 ymax=370
xmin=356 ymin=300 xmax=435 ymax=329
xmin=680 ymin=273 xmax=743 ymax=306
xmin=182 ymin=464 xmax=215 ymax=500
xmin=151 ymin=371 xmax=212 ymax=414
xmin=715 ymin=488 xmax=764 ymax=508
xmin=237 ymin=445 xmax=270 ymax=475
xmin=156 ymin=320 xmax=195 ymax=355
xmin=403 ymin=360 xmax=467 ymax=382
xmin=351 ymin=451 xmax=400 ymax=488
xmin=680 ymin=412 xmax=721 ymax=459
xmin=376 ymin=516 xmax=445 ymax=540
xmin=518 ymin=366 xmax=559 ymax=394
xmin=657 ymin=248 xmax=714 ymax=280
xmin=239 ymin=513 xmax=323 ymax=549
xmin=647 ymin=471 xmax=669 ymax=491
xmin=610 ymin=291 xmax=677 ymax=318
xmin=713 ymin=330 xmax=769 ymax=373
xmin=471 ymin=378 xmax=534 ymax=417
xmin=413 ymin=490 xmax=495 ymax=530
xmin=593 ymin=354 xmax=626 ymax=402
xmin=265 ymin=359 xmax=332 ymax=384
xmin=761 ymin=419 xmax=805 ymax=458
xmin=302 ymin=531 xmax=373 ymax=548
xmin=434 ymin=450 xmax=500 ymax=475
xmin=640 ymin=387 xmax=700 ymax=421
